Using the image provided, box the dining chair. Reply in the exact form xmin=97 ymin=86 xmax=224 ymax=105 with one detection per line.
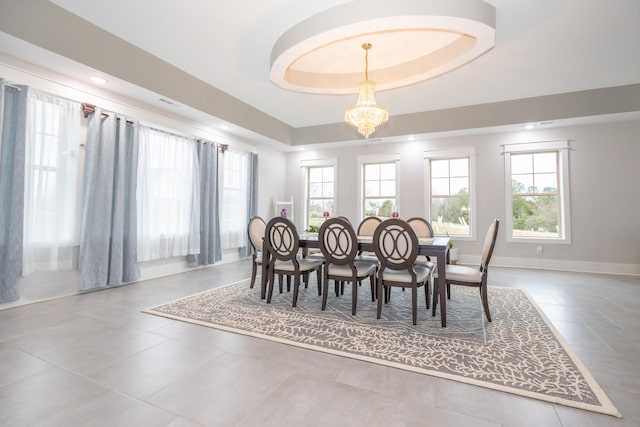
xmin=373 ymin=218 xmax=432 ymax=325
xmin=356 ymin=216 xmax=382 ymax=237
xmin=432 ymin=219 xmax=499 ymax=322
xmin=318 ymin=218 xmax=377 ymax=315
xmin=356 ymin=216 xmax=382 ymax=261
xmin=247 ymin=216 xmax=266 ymax=289
xmin=264 ymin=217 xmax=323 ymax=307
xmin=407 ymin=216 xmax=436 ymax=265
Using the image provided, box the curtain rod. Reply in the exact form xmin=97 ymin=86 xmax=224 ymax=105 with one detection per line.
xmin=5 ymin=83 xmax=22 ymax=91
xmin=82 ymin=103 xmax=135 ymax=125
xmin=82 ymin=102 xmax=229 ymax=152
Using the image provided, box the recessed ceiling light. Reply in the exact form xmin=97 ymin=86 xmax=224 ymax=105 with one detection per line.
xmin=408 ymin=136 xmax=415 ymax=141
xmin=221 ymin=124 xmax=230 ymax=130
xmin=90 ymin=76 xmax=107 ymax=84
xmin=524 ymin=124 xmax=535 ymax=130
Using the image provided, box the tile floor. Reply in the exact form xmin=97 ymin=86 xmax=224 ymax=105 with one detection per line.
xmin=0 ymin=260 xmax=638 ymax=426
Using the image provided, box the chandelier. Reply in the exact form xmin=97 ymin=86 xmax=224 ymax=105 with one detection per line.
xmin=345 ymin=43 xmax=389 ymax=139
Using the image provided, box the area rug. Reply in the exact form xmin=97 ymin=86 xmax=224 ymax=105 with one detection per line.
xmin=143 ymin=278 xmax=621 ymax=417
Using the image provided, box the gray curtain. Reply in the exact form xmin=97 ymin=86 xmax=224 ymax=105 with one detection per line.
xmin=240 ymin=152 xmax=258 ymax=257
xmin=0 ymin=80 xmax=27 ymax=303
xmin=79 ymin=109 xmax=140 ymax=291
xmin=187 ymin=140 xmax=221 ymax=266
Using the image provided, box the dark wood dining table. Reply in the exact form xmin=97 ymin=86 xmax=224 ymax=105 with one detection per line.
xmin=260 ymin=233 xmax=451 ymax=327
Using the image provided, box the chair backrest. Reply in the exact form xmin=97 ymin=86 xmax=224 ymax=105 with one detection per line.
xmin=372 ymin=218 xmax=419 ymax=271
xmin=318 ymin=217 xmax=357 ymax=266
xmin=264 ymin=217 xmax=299 ymax=262
xmin=247 ymin=216 xmax=266 ymax=253
xmin=480 ymin=219 xmax=500 ymax=271
xmin=357 ymin=216 xmax=382 ymax=236
xmin=406 ymin=217 xmax=434 ymax=238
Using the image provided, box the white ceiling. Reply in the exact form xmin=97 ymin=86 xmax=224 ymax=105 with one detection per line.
xmin=1 ymin=0 xmax=639 ymax=147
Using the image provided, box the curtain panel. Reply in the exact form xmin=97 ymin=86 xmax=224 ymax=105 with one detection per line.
xmin=240 ymin=151 xmax=258 ymax=257
xmin=137 ymin=126 xmax=200 ymax=261
xmin=220 ymin=149 xmax=249 ymax=250
xmin=79 ymin=109 xmax=140 ymax=291
xmin=23 ymin=91 xmax=82 ymax=274
xmin=0 ymin=79 xmax=28 ymax=303
xmin=187 ymin=140 xmax=221 ymax=266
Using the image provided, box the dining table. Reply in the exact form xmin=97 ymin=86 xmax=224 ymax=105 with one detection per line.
xmin=260 ymin=233 xmax=451 ymax=327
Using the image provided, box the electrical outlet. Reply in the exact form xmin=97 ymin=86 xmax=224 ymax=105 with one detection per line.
xmin=536 ymin=246 xmax=543 ymax=255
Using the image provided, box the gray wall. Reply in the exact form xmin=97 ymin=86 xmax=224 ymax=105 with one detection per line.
xmin=285 ymin=119 xmax=640 ymax=274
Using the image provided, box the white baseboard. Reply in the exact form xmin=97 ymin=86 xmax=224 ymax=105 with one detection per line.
xmin=458 ymin=255 xmax=640 ymax=277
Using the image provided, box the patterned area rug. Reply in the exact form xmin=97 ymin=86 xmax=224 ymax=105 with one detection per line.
xmin=144 ymin=278 xmax=620 ymax=417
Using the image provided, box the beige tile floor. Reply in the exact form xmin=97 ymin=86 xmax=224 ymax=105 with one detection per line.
xmin=0 ymin=260 xmax=638 ymax=426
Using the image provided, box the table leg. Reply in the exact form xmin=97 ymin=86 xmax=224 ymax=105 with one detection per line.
xmin=438 ymin=251 xmax=447 ymax=327
xmin=260 ymin=248 xmax=269 ymax=299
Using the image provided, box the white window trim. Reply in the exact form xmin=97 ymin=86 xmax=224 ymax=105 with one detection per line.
xmin=502 ymin=140 xmax=571 ymax=244
xmin=423 ymin=147 xmax=477 ymax=240
xmin=357 ymin=153 xmax=400 ymax=219
xmin=300 ymin=158 xmax=337 ymax=229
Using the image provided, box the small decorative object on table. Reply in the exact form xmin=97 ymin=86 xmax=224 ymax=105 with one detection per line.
xmin=323 ymin=211 xmax=330 ymax=220
xmin=391 ymin=211 xmax=399 ymax=218
xmin=447 ymin=233 xmax=458 ymax=264
xmin=280 ymin=208 xmax=287 ymax=218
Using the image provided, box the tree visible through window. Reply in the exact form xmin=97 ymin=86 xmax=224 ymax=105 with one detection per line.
xmin=510 ymin=152 xmax=560 ymax=238
xmin=430 ymin=158 xmax=470 ymax=236
xmin=363 ymin=162 xmax=396 ymax=218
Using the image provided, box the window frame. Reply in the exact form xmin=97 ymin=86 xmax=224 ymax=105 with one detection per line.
xmin=502 ymin=140 xmax=571 ymax=244
xmin=424 ymin=147 xmax=476 ymax=240
xmin=357 ymin=153 xmax=400 ymax=219
xmin=301 ymin=158 xmax=337 ymax=230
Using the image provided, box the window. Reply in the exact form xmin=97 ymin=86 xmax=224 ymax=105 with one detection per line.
xmin=306 ymin=166 xmax=335 ymax=229
xmin=425 ymin=148 xmax=475 ymax=238
xmin=430 ymin=158 xmax=471 ymax=236
xmin=220 ymin=149 xmax=249 ymax=249
xmin=23 ymin=91 xmax=81 ymax=273
xmin=363 ymin=162 xmax=396 ymax=218
xmin=503 ymin=140 xmax=571 ymax=243
xmin=137 ymin=127 xmax=200 ymax=261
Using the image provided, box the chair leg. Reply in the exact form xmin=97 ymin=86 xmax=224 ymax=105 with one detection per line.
xmin=424 ymin=279 xmax=430 ymax=309
xmin=412 ymin=286 xmax=418 ymax=325
xmin=316 ymin=268 xmax=322 ymax=296
xmin=376 ymin=282 xmax=384 ymax=319
xmin=250 ymin=261 xmax=257 ymax=288
xmin=351 ymin=281 xmax=358 ymax=315
xmin=432 ymin=278 xmax=439 ymax=316
xmin=447 ymin=282 xmax=451 ymax=299
xmin=369 ymin=275 xmax=375 ymax=302
xmin=292 ymin=275 xmax=300 ymax=307
xmin=267 ymin=269 xmax=276 ymax=303
xmin=480 ymin=284 xmax=492 ymax=322
xmin=278 ymin=274 xmax=284 ymax=293
xmin=321 ymin=269 xmax=329 ymax=310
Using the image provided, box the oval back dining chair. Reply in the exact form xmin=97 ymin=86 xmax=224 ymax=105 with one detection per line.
xmin=264 ymin=217 xmax=323 ymax=307
xmin=356 ymin=216 xmax=382 ymax=261
xmin=318 ymin=218 xmax=377 ymax=315
xmin=357 ymin=216 xmax=382 ymax=237
xmin=407 ymin=217 xmax=434 ymax=238
xmin=432 ymin=219 xmax=499 ymax=322
xmin=373 ymin=219 xmax=432 ymax=325
xmin=247 ymin=216 xmax=266 ymax=289
xmin=407 ymin=217 xmax=436 ymax=265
